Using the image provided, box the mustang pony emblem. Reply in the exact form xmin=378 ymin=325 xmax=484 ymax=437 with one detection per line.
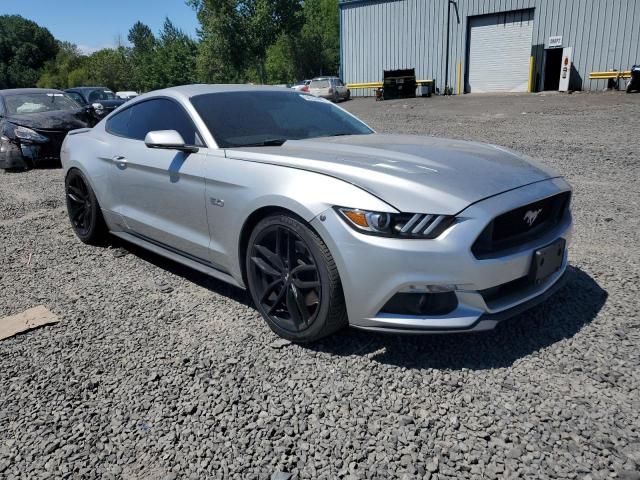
xmin=523 ymin=208 xmax=542 ymax=226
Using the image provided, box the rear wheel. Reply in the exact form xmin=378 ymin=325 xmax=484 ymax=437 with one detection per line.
xmin=65 ymin=169 xmax=108 ymax=245
xmin=246 ymin=213 xmax=347 ymax=342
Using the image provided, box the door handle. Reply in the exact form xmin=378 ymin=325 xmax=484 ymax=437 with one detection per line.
xmin=112 ymin=155 xmax=128 ymax=168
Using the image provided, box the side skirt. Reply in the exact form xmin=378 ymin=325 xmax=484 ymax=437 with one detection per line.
xmin=111 ymin=231 xmax=245 ymax=289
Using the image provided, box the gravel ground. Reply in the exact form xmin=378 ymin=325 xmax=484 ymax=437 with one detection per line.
xmin=1 ymin=92 xmax=639 ymax=480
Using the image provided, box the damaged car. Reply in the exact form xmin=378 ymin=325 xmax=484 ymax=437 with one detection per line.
xmin=0 ymin=88 xmax=93 ymax=170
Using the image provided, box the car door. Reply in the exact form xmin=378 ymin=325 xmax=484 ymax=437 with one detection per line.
xmin=105 ymin=98 xmax=211 ymax=261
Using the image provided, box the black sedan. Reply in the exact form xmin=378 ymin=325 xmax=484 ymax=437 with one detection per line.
xmin=65 ymin=86 xmax=126 ymax=119
xmin=0 ymin=88 xmax=93 ymax=170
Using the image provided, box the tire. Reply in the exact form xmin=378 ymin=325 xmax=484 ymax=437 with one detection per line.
xmin=65 ymin=168 xmax=108 ymax=245
xmin=346 ymin=89 xmax=351 ymax=100
xmin=246 ymin=213 xmax=348 ymax=342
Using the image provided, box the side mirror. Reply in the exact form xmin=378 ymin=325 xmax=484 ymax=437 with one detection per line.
xmin=144 ymin=130 xmax=199 ymax=153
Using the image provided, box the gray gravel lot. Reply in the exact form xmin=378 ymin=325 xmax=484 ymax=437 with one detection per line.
xmin=1 ymin=92 xmax=639 ymax=479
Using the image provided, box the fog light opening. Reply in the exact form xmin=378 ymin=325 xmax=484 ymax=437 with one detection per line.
xmin=380 ymin=291 xmax=458 ymax=316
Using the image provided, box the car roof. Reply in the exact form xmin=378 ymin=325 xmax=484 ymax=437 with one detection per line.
xmin=311 ymin=77 xmax=339 ymax=80
xmin=0 ymin=88 xmax=65 ymax=96
xmin=66 ymin=86 xmax=112 ymax=92
xmin=129 ymin=84 xmax=295 ymax=104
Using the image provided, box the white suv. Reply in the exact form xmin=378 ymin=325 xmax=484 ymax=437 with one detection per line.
xmin=308 ymin=77 xmax=350 ymax=102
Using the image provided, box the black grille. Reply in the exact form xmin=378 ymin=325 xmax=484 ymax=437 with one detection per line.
xmin=33 ymin=129 xmax=68 ymax=160
xmin=472 ymin=191 xmax=571 ymax=258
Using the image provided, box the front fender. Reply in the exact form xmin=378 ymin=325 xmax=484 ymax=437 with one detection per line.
xmin=204 ymin=156 xmax=397 ymax=282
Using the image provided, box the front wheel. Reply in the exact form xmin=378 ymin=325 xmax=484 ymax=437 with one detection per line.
xmin=246 ymin=213 xmax=347 ymax=342
xmin=65 ymin=168 xmax=108 ymax=245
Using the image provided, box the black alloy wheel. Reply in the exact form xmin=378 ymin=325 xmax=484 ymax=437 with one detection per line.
xmin=65 ymin=169 xmax=107 ymax=244
xmin=246 ymin=214 xmax=347 ymax=342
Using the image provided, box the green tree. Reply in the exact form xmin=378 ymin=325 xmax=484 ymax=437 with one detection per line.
xmin=298 ymin=0 xmax=339 ymax=77
xmin=189 ymin=0 xmax=249 ymax=82
xmin=265 ymin=34 xmax=298 ymax=84
xmin=85 ymin=47 xmax=131 ymax=91
xmin=189 ymin=0 xmax=302 ymax=83
xmin=0 ymin=15 xmax=58 ymax=88
xmin=37 ymin=41 xmax=86 ymax=88
xmin=128 ymin=21 xmax=157 ymax=92
xmin=153 ymin=18 xmax=197 ymax=88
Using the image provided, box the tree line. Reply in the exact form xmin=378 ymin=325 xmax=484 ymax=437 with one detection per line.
xmin=0 ymin=0 xmax=339 ymax=92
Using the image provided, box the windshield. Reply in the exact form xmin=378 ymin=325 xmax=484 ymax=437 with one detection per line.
xmin=190 ymin=91 xmax=372 ymax=148
xmin=4 ymin=93 xmax=80 ymax=115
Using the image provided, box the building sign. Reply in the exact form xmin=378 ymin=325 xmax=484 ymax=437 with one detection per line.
xmin=548 ymin=35 xmax=563 ymax=48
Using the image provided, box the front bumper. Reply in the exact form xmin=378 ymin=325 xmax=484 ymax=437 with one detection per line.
xmin=0 ymin=139 xmax=28 ymax=169
xmin=311 ymin=178 xmax=573 ymax=333
xmin=0 ymin=131 xmax=67 ymax=170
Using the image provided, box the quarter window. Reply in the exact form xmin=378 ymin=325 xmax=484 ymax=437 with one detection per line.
xmin=106 ymin=98 xmax=202 ymax=145
xmin=106 ymin=107 xmax=132 ymax=137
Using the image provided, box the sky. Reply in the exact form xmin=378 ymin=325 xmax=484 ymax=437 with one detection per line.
xmin=2 ymin=0 xmax=200 ymax=54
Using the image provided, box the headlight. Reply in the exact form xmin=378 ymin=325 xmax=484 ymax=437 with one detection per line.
xmin=336 ymin=207 xmax=455 ymax=239
xmin=13 ymin=126 xmax=49 ymax=143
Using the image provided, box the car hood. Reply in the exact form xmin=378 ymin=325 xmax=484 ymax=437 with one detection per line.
xmin=4 ymin=109 xmax=91 ymax=131
xmin=226 ymin=134 xmax=560 ymax=214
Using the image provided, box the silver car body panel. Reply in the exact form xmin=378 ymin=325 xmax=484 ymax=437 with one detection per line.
xmin=62 ymin=84 xmax=572 ymax=333
xmin=227 ymin=134 xmax=559 ymax=214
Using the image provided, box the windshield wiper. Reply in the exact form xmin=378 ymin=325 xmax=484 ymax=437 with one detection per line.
xmin=238 ymin=138 xmax=287 ymax=147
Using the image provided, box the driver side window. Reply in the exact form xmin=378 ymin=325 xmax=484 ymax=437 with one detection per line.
xmin=106 ymin=98 xmax=203 ymax=146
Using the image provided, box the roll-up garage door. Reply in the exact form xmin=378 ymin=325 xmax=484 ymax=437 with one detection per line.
xmin=468 ymin=10 xmax=534 ymax=93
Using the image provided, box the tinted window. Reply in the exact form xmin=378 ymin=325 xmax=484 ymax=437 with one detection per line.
xmin=106 ymin=98 xmax=201 ymax=144
xmin=106 ymin=107 xmax=132 ymax=137
xmin=190 ymin=91 xmax=372 ymax=148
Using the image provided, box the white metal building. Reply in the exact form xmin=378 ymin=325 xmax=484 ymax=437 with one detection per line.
xmin=339 ymin=0 xmax=640 ymax=94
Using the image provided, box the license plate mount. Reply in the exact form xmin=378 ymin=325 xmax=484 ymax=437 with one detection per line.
xmin=530 ymin=238 xmax=565 ymax=285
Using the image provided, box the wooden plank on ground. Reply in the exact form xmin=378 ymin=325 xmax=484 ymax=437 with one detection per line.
xmin=0 ymin=306 xmax=59 ymax=341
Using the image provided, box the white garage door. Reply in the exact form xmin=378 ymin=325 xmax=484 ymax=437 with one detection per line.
xmin=468 ymin=10 xmax=534 ymax=93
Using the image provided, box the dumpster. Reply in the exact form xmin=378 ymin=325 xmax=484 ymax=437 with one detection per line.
xmin=383 ymin=69 xmax=416 ymax=100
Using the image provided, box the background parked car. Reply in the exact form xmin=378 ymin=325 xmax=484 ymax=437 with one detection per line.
xmin=291 ymin=80 xmax=311 ymax=92
xmin=0 ymin=88 xmax=93 ymax=170
xmin=65 ymin=87 xmax=126 ymax=120
xmin=309 ymin=77 xmax=350 ymax=102
xmin=116 ymin=91 xmax=139 ymax=100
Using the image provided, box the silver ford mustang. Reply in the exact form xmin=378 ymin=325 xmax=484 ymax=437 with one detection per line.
xmin=61 ymin=85 xmax=572 ymax=342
